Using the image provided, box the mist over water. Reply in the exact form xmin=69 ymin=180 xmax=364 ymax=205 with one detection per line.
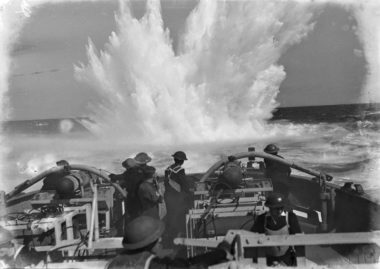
xmin=1 ymin=1 xmax=380 ymax=201
xmin=4 ymin=114 xmax=380 ymax=200
xmin=74 ymin=0 xmax=317 ymax=144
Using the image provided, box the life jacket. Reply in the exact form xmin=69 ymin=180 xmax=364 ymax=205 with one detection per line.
xmin=165 ymin=165 xmax=184 ymax=192
xmin=264 ymin=211 xmax=290 ymax=257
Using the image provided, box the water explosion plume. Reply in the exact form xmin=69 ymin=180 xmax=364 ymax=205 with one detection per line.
xmin=350 ymin=0 xmax=380 ymax=103
xmin=75 ymin=0 xmax=318 ymax=145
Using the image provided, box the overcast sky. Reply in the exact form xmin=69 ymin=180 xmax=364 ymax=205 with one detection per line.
xmin=7 ymin=1 xmax=370 ymax=120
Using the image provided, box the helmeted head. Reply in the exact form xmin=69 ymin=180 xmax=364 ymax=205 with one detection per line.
xmin=219 ymin=161 xmax=243 ymax=189
xmin=265 ymin=192 xmax=285 ymax=208
xmin=143 ymin=166 xmax=156 ymax=180
xmin=56 ymin=175 xmax=78 ymax=199
xmin=122 ymin=216 xmax=165 ymax=251
xmin=264 ymin=144 xmax=279 ymax=154
xmin=122 ymin=158 xmax=137 ymax=169
xmin=134 ymin=152 xmax=152 ymax=165
xmin=172 ymin=151 xmax=187 ymax=161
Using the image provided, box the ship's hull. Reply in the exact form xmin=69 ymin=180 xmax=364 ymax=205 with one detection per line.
xmin=1 ymin=151 xmax=379 ymax=268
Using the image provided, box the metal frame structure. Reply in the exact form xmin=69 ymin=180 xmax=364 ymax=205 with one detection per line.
xmin=186 ymin=184 xmax=271 ymax=257
xmin=175 ymin=229 xmax=380 ymax=268
xmin=1 ymin=163 xmax=125 ymax=262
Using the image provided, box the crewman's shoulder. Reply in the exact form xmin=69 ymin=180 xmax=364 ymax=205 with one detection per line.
xmin=168 ymin=165 xmax=184 ymax=173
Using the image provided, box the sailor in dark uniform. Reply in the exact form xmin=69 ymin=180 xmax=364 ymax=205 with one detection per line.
xmin=127 ymin=152 xmax=157 ymax=220
xmin=0 ymin=226 xmax=44 ymax=268
xmin=137 ymin=166 xmax=165 ymax=219
xmin=110 ymin=152 xmax=156 ymax=221
xmin=263 ymin=144 xmax=291 ymax=178
xmin=263 ymin=144 xmax=291 ymax=197
xmin=107 ymin=216 xmax=232 ymax=269
xmin=109 ymin=158 xmax=137 ymax=188
xmin=165 ymin=151 xmax=190 ymax=194
xmin=108 ymin=158 xmax=139 ymax=235
xmin=163 ymin=151 xmax=191 ymax=248
xmin=250 ymin=193 xmax=304 ymax=266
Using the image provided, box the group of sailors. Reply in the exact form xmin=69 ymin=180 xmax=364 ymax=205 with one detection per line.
xmin=107 ymin=144 xmax=301 ymax=268
xmin=0 ymin=144 xmax=303 ymax=268
xmin=108 ymin=150 xmax=192 ymax=244
xmin=106 ymin=191 xmax=303 ymax=269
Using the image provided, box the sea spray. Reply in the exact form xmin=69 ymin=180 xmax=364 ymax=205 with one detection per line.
xmin=75 ymin=0 xmax=318 ymax=145
xmin=3 ymin=0 xmax=379 ymax=197
xmin=350 ymin=0 xmax=380 ymax=103
xmin=337 ymin=0 xmax=380 ymax=191
xmin=0 ymin=0 xmax=31 ymax=190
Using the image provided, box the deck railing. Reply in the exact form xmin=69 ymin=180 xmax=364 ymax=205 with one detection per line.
xmin=175 ymin=229 xmax=380 ymax=266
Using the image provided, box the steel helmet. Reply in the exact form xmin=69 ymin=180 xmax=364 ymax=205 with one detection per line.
xmin=220 ymin=162 xmax=243 ymax=188
xmin=56 ymin=175 xmax=78 ymax=198
xmin=0 ymin=226 xmax=13 ymax=247
xmin=134 ymin=152 xmax=152 ymax=164
xmin=143 ymin=166 xmax=156 ymax=179
xmin=264 ymin=144 xmax=279 ymax=154
xmin=122 ymin=216 xmax=165 ymax=250
xmin=122 ymin=158 xmax=136 ymax=169
xmin=265 ymin=192 xmax=285 ymax=208
xmin=172 ymin=151 xmax=187 ymax=161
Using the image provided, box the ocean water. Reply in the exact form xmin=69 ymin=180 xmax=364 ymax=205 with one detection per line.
xmin=2 ymin=103 xmax=380 ymax=201
xmin=271 ymin=103 xmax=380 ymax=196
xmin=2 ymin=1 xmax=380 ymax=200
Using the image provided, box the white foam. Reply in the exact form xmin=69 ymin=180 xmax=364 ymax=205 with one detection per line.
xmin=2 ymin=0 xmax=380 ymax=192
xmin=74 ymin=0 xmax=318 ymax=145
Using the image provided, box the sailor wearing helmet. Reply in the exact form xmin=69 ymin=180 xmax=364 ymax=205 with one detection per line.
xmin=127 ymin=153 xmax=157 ymax=220
xmin=107 ymin=216 xmax=232 ymax=269
xmin=137 ymin=166 xmax=166 ymax=220
xmin=163 ymin=151 xmax=192 ymax=248
xmin=165 ymin=151 xmax=190 ymax=194
xmin=263 ymin=144 xmax=292 ymax=197
xmin=263 ymin=144 xmax=291 ymax=178
xmin=109 ymin=158 xmax=137 ymax=188
xmin=250 ymin=193 xmax=304 ymax=266
xmin=110 ymin=152 xmax=157 ymax=221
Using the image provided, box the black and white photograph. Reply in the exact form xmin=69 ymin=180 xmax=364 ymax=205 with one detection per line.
xmin=0 ymin=0 xmax=379 ymax=268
